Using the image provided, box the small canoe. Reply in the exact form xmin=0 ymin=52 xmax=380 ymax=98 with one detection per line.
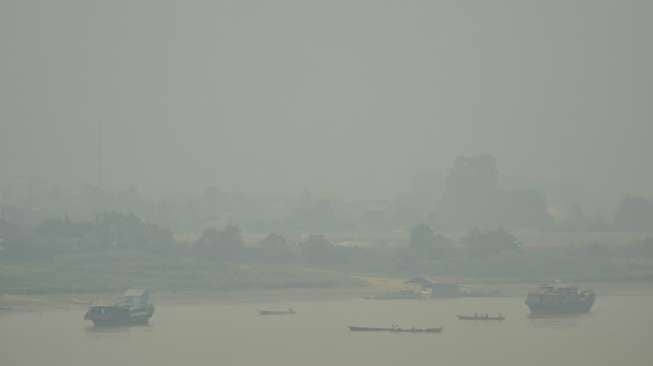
xmin=259 ymin=309 xmax=295 ymax=316
xmin=457 ymin=314 xmax=505 ymax=321
xmin=348 ymin=326 xmax=392 ymax=332
xmin=349 ymin=326 xmax=442 ymax=333
xmin=390 ymin=327 xmax=442 ymax=333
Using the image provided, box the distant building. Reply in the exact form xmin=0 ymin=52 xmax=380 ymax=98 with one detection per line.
xmin=438 ymin=155 xmax=552 ymax=230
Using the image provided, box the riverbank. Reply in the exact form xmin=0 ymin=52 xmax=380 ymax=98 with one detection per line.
xmin=0 ymin=287 xmax=377 ymax=312
xmin=4 ymin=280 xmax=653 ymax=313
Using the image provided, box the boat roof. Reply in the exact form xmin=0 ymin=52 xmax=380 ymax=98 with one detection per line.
xmin=531 ymin=284 xmax=580 ymax=294
xmin=539 ymin=284 xmax=577 ymax=289
xmin=405 ymin=277 xmax=433 ymax=286
xmin=123 ymin=289 xmax=148 ymax=297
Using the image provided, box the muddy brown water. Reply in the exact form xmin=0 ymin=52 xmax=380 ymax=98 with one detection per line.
xmin=1 ymin=296 xmax=651 ymax=365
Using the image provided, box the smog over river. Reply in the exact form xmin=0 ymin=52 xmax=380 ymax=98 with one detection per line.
xmin=1 ymin=1 xmax=651 ymax=365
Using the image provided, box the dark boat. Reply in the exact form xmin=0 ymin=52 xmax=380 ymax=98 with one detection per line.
xmin=349 ymin=325 xmax=442 ymax=333
xmin=84 ymin=289 xmax=154 ymax=326
xmin=348 ymin=326 xmax=391 ymax=332
xmin=457 ymin=313 xmax=505 ymax=321
xmin=390 ymin=327 xmax=442 ymax=333
xmin=259 ymin=308 xmax=295 ymax=316
xmin=525 ymin=284 xmax=595 ymax=315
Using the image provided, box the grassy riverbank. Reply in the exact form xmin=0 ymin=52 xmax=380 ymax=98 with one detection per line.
xmin=0 ymin=251 xmax=363 ymax=295
xmin=4 ymin=244 xmax=653 ymax=305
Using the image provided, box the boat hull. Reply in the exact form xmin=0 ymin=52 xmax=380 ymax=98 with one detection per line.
xmin=457 ymin=315 xmax=505 ymax=321
xmin=85 ymin=305 xmax=154 ymax=326
xmin=390 ymin=328 xmax=442 ymax=333
xmin=259 ymin=310 xmax=295 ymax=316
xmin=526 ymin=295 xmax=595 ymax=315
xmin=349 ymin=326 xmax=391 ymax=332
xmin=348 ymin=326 xmax=442 ymax=333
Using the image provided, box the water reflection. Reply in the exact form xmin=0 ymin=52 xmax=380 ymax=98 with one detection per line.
xmin=84 ymin=322 xmax=152 ymax=334
xmin=1 ymin=297 xmax=651 ymax=366
xmin=527 ymin=312 xmax=593 ymax=328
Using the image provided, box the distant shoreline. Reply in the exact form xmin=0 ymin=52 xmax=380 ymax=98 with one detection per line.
xmin=3 ymin=280 xmax=653 ymax=313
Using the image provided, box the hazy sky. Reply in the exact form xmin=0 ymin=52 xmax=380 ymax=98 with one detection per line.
xmin=1 ymin=0 xmax=650 ymax=210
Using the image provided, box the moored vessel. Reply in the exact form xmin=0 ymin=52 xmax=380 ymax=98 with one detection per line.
xmin=84 ymin=289 xmax=154 ymax=326
xmin=525 ymin=284 xmax=595 ymax=315
xmin=348 ymin=326 xmax=390 ymax=332
xmin=348 ymin=325 xmax=442 ymax=333
xmin=258 ymin=308 xmax=295 ymax=315
xmin=457 ymin=313 xmax=505 ymax=321
xmin=390 ymin=326 xmax=442 ymax=333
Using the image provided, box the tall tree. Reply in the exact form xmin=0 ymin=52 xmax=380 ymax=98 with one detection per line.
xmin=463 ymin=227 xmax=519 ymax=258
xmin=409 ymin=223 xmax=451 ymax=258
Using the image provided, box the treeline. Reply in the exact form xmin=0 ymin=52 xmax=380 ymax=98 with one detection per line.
xmin=0 ymin=211 xmax=520 ymax=264
xmin=4 ymin=157 xmax=653 ymax=236
xmin=186 ymin=223 xmax=653 ymax=281
xmin=0 ymin=212 xmax=176 ymax=258
xmin=3 ymin=212 xmax=653 ymax=281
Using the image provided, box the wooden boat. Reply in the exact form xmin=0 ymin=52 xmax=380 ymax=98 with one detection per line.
xmin=348 ymin=326 xmax=392 ymax=332
xmin=84 ymin=289 xmax=154 ymax=326
xmin=457 ymin=314 xmax=505 ymax=321
xmin=526 ymin=284 xmax=595 ymax=315
xmin=258 ymin=308 xmax=295 ymax=316
xmin=390 ymin=327 xmax=442 ymax=333
xmin=349 ymin=325 xmax=442 ymax=333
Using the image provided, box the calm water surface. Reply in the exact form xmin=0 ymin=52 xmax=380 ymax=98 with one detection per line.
xmin=1 ymin=296 xmax=652 ymax=366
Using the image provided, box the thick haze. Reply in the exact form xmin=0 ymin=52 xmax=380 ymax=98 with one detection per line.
xmin=1 ymin=0 xmax=650 ymax=211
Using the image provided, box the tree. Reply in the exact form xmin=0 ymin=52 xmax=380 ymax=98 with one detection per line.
xmin=301 ymin=234 xmax=340 ymax=265
xmin=258 ymin=233 xmax=288 ymax=250
xmin=3 ymin=212 xmax=176 ymax=257
xmin=410 ymin=224 xmax=435 ymax=250
xmin=614 ymin=197 xmax=653 ymax=232
xmin=408 ymin=223 xmax=451 ymax=259
xmin=254 ymin=233 xmax=294 ymax=263
xmin=462 ymin=227 xmax=519 ymax=258
xmin=288 ymin=198 xmax=354 ymax=232
xmin=92 ymin=212 xmax=175 ymax=251
xmin=193 ymin=224 xmax=243 ymax=257
xmin=625 ymin=237 xmax=653 ymax=257
xmin=0 ymin=218 xmax=30 ymax=257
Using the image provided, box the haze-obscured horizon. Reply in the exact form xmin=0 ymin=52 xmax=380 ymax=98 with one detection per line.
xmin=2 ymin=0 xmax=651 ymax=213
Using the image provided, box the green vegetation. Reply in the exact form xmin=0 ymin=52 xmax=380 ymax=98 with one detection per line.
xmin=462 ymin=227 xmax=520 ymax=258
xmin=390 ymin=249 xmax=653 ymax=283
xmin=408 ymin=223 xmax=453 ymax=259
xmin=3 ymin=212 xmax=653 ymax=295
xmin=0 ymin=252 xmax=362 ymax=294
xmin=0 ymin=213 xmax=361 ymax=294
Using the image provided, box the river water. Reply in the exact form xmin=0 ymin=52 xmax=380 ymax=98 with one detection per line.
xmin=1 ymin=295 xmax=652 ymax=366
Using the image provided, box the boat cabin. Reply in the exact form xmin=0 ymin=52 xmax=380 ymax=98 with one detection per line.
xmin=116 ymin=289 xmax=150 ymax=308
